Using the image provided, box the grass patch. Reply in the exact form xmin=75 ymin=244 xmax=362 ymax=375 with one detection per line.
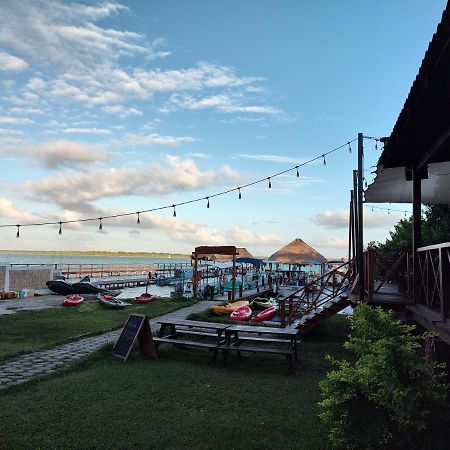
xmin=0 ymin=297 xmax=195 ymax=361
xmin=0 ymin=315 xmax=350 ymax=450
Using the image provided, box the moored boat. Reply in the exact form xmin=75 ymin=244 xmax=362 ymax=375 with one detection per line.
xmin=251 ymin=306 xmax=277 ymax=323
xmin=133 ymin=293 xmax=154 ymax=304
xmin=63 ymin=294 xmax=84 ymax=307
xmin=230 ymin=305 xmax=252 ymax=321
xmin=211 ymin=300 xmax=249 ymax=315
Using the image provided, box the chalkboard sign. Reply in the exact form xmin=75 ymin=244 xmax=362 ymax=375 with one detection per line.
xmin=112 ymin=314 xmax=157 ymax=361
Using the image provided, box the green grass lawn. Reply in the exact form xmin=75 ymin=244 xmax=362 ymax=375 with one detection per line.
xmin=0 ymin=316 xmax=350 ymax=450
xmin=0 ymin=297 xmax=195 ymax=361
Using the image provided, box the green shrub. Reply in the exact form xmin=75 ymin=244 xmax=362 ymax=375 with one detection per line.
xmin=319 ymin=304 xmax=450 ymax=449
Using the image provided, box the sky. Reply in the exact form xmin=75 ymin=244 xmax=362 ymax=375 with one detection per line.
xmin=0 ymin=0 xmax=446 ymax=258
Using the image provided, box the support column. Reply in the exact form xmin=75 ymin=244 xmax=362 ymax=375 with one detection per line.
xmin=412 ymin=166 xmax=422 ymax=304
xmin=357 ymin=132 xmax=365 ymax=301
xmin=193 ymin=254 xmax=198 ymax=299
xmin=349 ymin=190 xmax=354 ymax=262
xmin=231 ymin=254 xmax=236 ymax=301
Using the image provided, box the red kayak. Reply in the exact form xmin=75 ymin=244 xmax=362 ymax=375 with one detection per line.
xmin=251 ymin=306 xmax=277 ymax=323
xmin=63 ymin=294 xmax=84 ymax=307
xmin=230 ymin=306 xmax=252 ymax=321
xmin=134 ymin=294 xmax=154 ymax=304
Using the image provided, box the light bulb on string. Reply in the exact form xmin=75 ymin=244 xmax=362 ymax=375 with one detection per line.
xmin=59 ymin=221 xmax=62 ymax=235
xmin=296 ymin=166 xmax=299 ymax=178
xmin=375 ymin=141 xmax=378 ymax=151
xmin=238 ymin=187 xmax=241 ymax=199
xmin=268 ymin=177 xmax=272 ymax=189
xmin=98 ymin=218 xmax=103 ymax=230
xmin=16 ymin=224 xmax=20 ymax=238
xmin=371 ymin=207 xmax=374 ymax=212
xmin=348 ymin=142 xmax=352 ymax=154
xmin=322 ymin=155 xmax=326 ymax=165
xmin=172 ymin=205 xmax=176 ymax=217
xmin=388 ymin=209 xmax=390 ymax=215
xmin=137 ymin=212 xmax=140 ymax=224
xmin=206 ymin=197 xmax=210 ymax=208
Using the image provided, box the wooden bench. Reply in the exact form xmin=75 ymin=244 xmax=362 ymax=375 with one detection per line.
xmin=155 ymin=319 xmax=230 ymax=361
xmin=222 ymin=324 xmax=300 ymax=370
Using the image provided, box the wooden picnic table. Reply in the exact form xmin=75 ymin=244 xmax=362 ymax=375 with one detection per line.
xmin=154 ymin=319 xmax=231 ymax=361
xmin=222 ymin=324 xmax=300 ymax=369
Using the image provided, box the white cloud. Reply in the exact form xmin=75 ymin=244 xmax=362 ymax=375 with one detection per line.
xmin=0 ymin=117 xmax=34 ymax=125
xmin=0 ymin=128 xmax=23 ymax=135
xmin=0 ymin=51 xmax=28 ymax=71
xmin=26 ymin=77 xmax=46 ymax=90
xmin=63 ymin=127 xmax=112 ymax=135
xmin=313 ymin=210 xmax=403 ymax=229
xmin=122 ymin=132 xmax=197 ymax=147
xmin=102 ymin=105 xmax=143 ymax=117
xmin=234 ymin=154 xmax=307 ymax=164
xmin=186 ymin=152 xmax=210 ymax=159
xmin=0 ymin=140 xmax=111 ymax=169
xmin=0 ymin=197 xmax=36 ymax=223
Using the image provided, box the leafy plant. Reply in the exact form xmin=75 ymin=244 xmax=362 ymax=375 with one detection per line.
xmin=319 ymin=304 xmax=450 ymax=449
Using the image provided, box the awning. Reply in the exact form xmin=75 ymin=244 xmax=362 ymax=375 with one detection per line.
xmin=365 ymin=161 xmax=450 ymax=204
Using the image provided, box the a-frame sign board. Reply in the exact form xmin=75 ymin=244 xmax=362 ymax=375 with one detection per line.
xmin=112 ymin=314 xmax=157 ymax=361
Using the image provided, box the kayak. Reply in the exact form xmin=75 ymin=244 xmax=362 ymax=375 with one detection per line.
xmin=251 ymin=306 xmax=277 ymax=323
xmin=211 ymin=300 xmax=249 ymax=315
xmin=133 ymin=293 xmax=154 ymax=304
xmin=230 ymin=306 xmax=252 ymax=321
xmin=63 ymin=294 xmax=84 ymax=307
xmin=99 ymin=296 xmax=126 ymax=309
xmin=251 ymin=300 xmax=271 ymax=309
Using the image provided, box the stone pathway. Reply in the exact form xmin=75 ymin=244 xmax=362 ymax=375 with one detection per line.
xmin=0 ymin=301 xmax=220 ymax=390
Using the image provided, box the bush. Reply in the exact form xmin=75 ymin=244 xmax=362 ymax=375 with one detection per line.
xmin=319 ymin=304 xmax=450 ymax=449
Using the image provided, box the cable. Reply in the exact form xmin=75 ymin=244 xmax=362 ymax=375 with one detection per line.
xmin=1 ymin=138 xmax=358 ymax=232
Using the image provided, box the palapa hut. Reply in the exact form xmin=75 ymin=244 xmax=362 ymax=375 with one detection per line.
xmin=268 ymin=238 xmax=327 ymax=265
xmin=215 ymin=247 xmax=253 ymax=262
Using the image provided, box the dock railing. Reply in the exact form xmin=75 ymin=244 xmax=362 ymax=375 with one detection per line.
xmin=279 ymin=259 xmax=355 ymax=327
xmin=416 ymin=242 xmax=450 ymax=322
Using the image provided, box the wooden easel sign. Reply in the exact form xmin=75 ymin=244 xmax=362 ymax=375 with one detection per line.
xmin=112 ymin=314 xmax=157 ymax=361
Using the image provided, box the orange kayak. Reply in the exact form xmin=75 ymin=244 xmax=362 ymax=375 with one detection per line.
xmin=211 ymin=300 xmax=249 ymax=315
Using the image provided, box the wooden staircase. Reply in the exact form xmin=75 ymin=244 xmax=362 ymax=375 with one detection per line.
xmin=293 ymin=295 xmax=351 ymax=335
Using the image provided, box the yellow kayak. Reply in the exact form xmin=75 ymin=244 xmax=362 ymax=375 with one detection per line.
xmin=211 ymin=300 xmax=249 ymax=315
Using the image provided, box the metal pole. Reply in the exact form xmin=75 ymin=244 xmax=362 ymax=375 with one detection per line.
xmin=357 ymin=132 xmax=365 ymax=301
xmin=232 ymin=254 xmax=236 ymax=301
xmin=352 ymin=170 xmax=359 ymax=271
xmin=349 ymin=190 xmax=354 ymax=262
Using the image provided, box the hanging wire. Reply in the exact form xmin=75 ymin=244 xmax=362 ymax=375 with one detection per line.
xmin=137 ymin=212 xmax=140 ymax=224
xmin=0 ymin=137 xmax=358 ymax=232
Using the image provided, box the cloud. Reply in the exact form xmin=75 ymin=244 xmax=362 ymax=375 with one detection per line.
xmin=234 ymin=154 xmax=307 ymax=164
xmin=17 ymin=155 xmax=242 ymax=211
xmin=0 ymin=128 xmax=23 ymax=135
xmin=0 ymin=117 xmax=34 ymax=125
xmin=63 ymin=127 xmax=112 ymax=135
xmin=0 ymin=140 xmax=111 ymax=169
xmin=26 ymin=77 xmax=46 ymax=90
xmin=0 ymin=197 xmax=37 ymax=223
xmin=122 ymin=132 xmax=197 ymax=147
xmin=186 ymin=152 xmax=210 ymax=159
xmin=102 ymin=105 xmax=143 ymax=117
xmin=0 ymin=51 xmax=28 ymax=71
xmin=313 ymin=210 xmax=403 ymax=229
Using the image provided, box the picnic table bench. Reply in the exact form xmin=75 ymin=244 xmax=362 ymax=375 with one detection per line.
xmin=154 ymin=319 xmax=300 ymax=369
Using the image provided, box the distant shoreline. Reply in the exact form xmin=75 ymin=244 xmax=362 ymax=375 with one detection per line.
xmin=0 ymin=250 xmax=190 ymax=258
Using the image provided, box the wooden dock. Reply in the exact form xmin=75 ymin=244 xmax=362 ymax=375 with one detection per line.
xmin=93 ymin=276 xmax=151 ymax=290
xmin=213 ymin=286 xmax=274 ymax=302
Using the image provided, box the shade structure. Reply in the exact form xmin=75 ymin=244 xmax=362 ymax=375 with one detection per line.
xmin=215 ymin=247 xmax=253 ymax=262
xmin=268 ymin=238 xmax=327 ymax=265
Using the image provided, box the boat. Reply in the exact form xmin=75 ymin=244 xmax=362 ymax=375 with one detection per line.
xmin=98 ymin=296 xmax=126 ymax=309
xmin=211 ymin=300 xmax=249 ymax=315
xmin=230 ymin=306 xmax=252 ymax=321
xmin=250 ymin=298 xmax=272 ymax=309
xmin=47 ymin=276 xmax=121 ymax=297
xmin=133 ymin=293 xmax=154 ymax=304
xmin=251 ymin=306 xmax=277 ymax=323
xmin=63 ymin=294 xmax=84 ymax=307
xmin=46 ymin=279 xmax=76 ymax=295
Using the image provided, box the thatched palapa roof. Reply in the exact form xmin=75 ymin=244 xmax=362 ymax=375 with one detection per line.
xmin=268 ymin=238 xmax=327 ymax=265
xmin=215 ymin=247 xmax=253 ymax=262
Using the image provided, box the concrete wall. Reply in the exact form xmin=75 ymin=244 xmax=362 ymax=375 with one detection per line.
xmin=0 ymin=265 xmax=54 ymax=292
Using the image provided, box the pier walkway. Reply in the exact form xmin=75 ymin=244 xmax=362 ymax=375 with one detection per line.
xmin=0 ymin=300 xmax=221 ymax=390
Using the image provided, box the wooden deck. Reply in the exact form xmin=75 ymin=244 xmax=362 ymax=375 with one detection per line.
xmin=367 ymin=282 xmax=412 ymax=307
xmin=213 ymin=286 xmax=273 ymax=302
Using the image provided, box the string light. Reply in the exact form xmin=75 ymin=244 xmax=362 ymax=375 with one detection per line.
xmin=322 ymin=155 xmax=326 ymax=165
xmin=59 ymin=221 xmax=62 ymax=235
xmin=0 ymin=137 xmax=358 ymax=233
xmin=206 ymin=197 xmax=210 ymax=208
xmin=137 ymin=212 xmax=140 ymax=224
xmin=365 ymin=204 xmax=417 ymax=216
xmin=16 ymin=225 xmax=20 ymax=238
xmin=172 ymin=205 xmax=176 ymax=218
xmin=348 ymin=142 xmax=352 ymax=154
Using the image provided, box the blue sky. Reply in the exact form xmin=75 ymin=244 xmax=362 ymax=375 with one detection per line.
xmin=0 ymin=0 xmax=446 ymax=257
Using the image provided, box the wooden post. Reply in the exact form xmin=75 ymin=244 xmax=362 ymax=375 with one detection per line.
xmin=412 ymin=165 xmax=422 ymax=304
xmin=193 ymin=254 xmax=198 ymax=299
xmin=232 ymin=253 xmax=236 ymax=301
xmin=357 ymin=133 xmax=365 ymax=301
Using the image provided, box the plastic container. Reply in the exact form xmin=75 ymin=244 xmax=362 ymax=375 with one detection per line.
xmin=20 ymin=289 xmax=29 ymax=298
